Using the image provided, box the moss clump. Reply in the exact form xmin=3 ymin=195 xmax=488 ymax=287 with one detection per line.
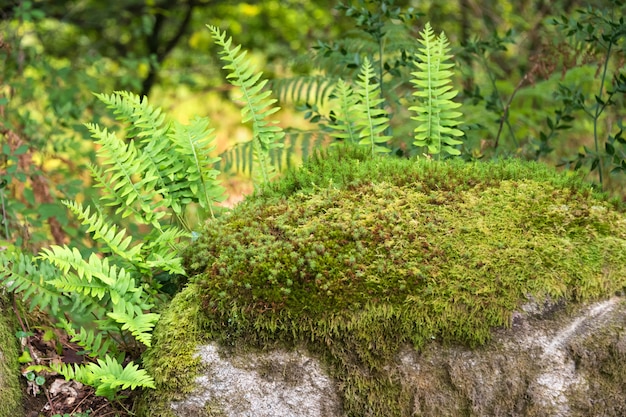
xmin=148 ymin=146 xmax=626 ymax=416
xmin=138 ymin=284 xmax=206 ymax=417
xmin=0 ymin=298 xmax=22 ymax=417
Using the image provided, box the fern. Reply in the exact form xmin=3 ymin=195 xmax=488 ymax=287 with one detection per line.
xmin=216 ymin=129 xmax=330 ymax=177
xmin=51 ymin=355 xmax=155 ymax=400
xmin=94 ymin=91 xmax=170 ymax=142
xmin=58 ymin=319 xmax=115 ymax=359
xmin=328 ymin=79 xmax=361 ymax=144
xmin=354 ymin=57 xmax=392 ymax=155
xmin=0 ymin=252 xmax=66 ymax=315
xmin=272 ymin=75 xmax=337 ymax=107
xmin=86 ymin=123 xmax=165 ymax=226
xmin=208 ymin=25 xmax=285 ymax=185
xmin=168 ymin=117 xmax=224 ymax=219
xmin=93 ymin=91 xmax=225 ymax=223
xmin=38 ymin=245 xmax=158 ymax=354
xmin=410 ymin=22 xmax=463 ymax=157
xmin=40 ymin=245 xmax=133 ymax=292
xmin=63 ymin=200 xmax=143 ymax=262
xmin=107 ymin=303 xmax=159 ymax=348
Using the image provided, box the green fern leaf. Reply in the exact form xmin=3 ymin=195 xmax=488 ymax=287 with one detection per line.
xmin=58 ymin=318 xmax=115 ymax=359
xmin=94 ymin=91 xmax=170 ymax=141
xmin=107 ymin=302 xmax=159 ymax=347
xmin=85 ymin=123 xmax=166 ymax=225
xmin=168 ymin=116 xmax=225 ymax=218
xmin=95 ymin=91 xmax=221 ymax=223
xmin=328 ymin=79 xmax=360 ymax=144
xmin=272 ymin=75 xmax=337 ymax=107
xmin=409 ymin=22 xmax=463 ymax=157
xmin=63 ymin=200 xmax=142 ymax=262
xmin=354 ymin=57 xmax=392 ymax=155
xmin=208 ymin=25 xmax=284 ymax=185
xmin=39 ymin=245 xmax=138 ymax=304
xmin=0 ymin=252 xmax=66 ymax=315
xmin=52 ymin=355 xmax=155 ymax=400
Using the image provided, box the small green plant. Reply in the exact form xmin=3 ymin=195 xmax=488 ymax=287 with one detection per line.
xmin=410 ymin=22 xmax=463 ymax=158
xmin=208 ymin=25 xmax=285 ymax=186
xmin=329 ymin=57 xmax=391 ymax=155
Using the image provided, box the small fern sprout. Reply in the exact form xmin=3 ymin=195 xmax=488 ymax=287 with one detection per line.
xmin=410 ymin=22 xmax=464 ymax=158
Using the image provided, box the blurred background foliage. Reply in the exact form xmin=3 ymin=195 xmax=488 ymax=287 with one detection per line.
xmin=1 ymin=0 xmax=624 ymax=253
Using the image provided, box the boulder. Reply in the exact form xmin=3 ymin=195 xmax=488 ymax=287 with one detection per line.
xmin=140 ymin=147 xmax=626 ymax=417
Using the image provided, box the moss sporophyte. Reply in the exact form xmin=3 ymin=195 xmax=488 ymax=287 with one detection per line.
xmin=143 ymin=146 xmax=626 ymax=416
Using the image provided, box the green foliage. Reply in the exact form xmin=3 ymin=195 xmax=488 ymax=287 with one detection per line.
xmin=551 ymin=1 xmax=626 ymax=187
xmin=328 ymin=79 xmax=360 ymax=144
xmin=51 ymin=355 xmax=155 ymax=400
xmin=328 ymin=58 xmax=391 ymax=155
xmin=0 ymin=251 xmax=65 ymax=315
xmin=91 ymin=91 xmax=225 ymax=224
xmin=3 ymin=3 xmax=626 ymax=414
xmin=353 ymin=57 xmax=392 ymax=154
xmin=0 ymin=90 xmax=230 ymax=400
xmin=410 ymin=23 xmax=463 ymax=157
xmin=208 ymin=25 xmax=285 ymax=185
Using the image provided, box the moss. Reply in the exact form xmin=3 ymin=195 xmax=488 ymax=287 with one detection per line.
xmin=0 ymin=297 xmax=22 ymax=417
xmin=147 ymin=146 xmax=626 ymax=416
xmin=138 ymin=284 xmax=207 ymax=417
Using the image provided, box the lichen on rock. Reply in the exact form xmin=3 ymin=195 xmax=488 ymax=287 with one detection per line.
xmin=141 ymin=146 xmax=626 ymax=416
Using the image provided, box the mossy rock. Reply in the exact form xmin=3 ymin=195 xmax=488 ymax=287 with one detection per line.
xmin=0 ymin=297 xmax=22 ymax=417
xmin=141 ymin=146 xmax=626 ymax=417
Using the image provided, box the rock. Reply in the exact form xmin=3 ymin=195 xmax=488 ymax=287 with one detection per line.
xmin=140 ymin=147 xmax=626 ymax=417
xmin=170 ymin=344 xmax=342 ymax=417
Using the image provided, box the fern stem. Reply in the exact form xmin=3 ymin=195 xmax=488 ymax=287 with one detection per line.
xmin=0 ymin=190 xmax=8 ymax=239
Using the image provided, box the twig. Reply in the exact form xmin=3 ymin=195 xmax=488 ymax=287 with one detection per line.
xmin=494 ymin=63 xmax=538 ymax=150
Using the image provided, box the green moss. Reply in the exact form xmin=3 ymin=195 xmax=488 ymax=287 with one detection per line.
xmin=138 ymin=284 xmax=207 ymax=417
xmin=0 ymin=298 xmax=22 ymax=417
xmin=148 ymin=146 xmax=626 ymax=416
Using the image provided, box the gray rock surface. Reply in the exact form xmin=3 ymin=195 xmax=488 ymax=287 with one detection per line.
xmin=170 ymin=344 xmax=343 ymax=417
xmin=168 ymin=297 xmax=626 ymax=417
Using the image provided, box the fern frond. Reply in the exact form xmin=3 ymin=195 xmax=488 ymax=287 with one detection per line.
xmin=217 ymin=129 xmax=328 ymax=176
xmin=39 ymin=246 xmax=138 ymax=304
xmin=410 ymin=22 xmax=463 ymax=157
xmin=168 ymin=117 xmax=225 ymax=218
xmin=107 ymin=302 xmax=159 ymax=347
xmin=58 ymin=318 xmax=115 ymax=359
xmin=208 ymin=25 xmax=284 ymax=185
xmin=52 ymin=355 xmax=155 ymax=400
xmin=272 ymin=75 xmax=337 ymax=107
xmin=85 ymin=123 xmax=166 ymax=225
xmin=0 ymin=252 xmax=66 ymax=315
xmin=63 ymin=200 xmax=142 ymax=262
xmin=328 ymin=79 xmax=360 ymax=144
xmin=354 ymin=57 xmax=392 ymax=155
xmin=94 ymin=91 xmax=170 ymax=142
